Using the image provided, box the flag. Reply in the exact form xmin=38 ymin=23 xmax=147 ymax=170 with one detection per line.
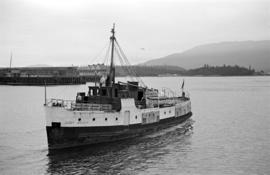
xmin=181 ymin=79 xmax=185 ymax=89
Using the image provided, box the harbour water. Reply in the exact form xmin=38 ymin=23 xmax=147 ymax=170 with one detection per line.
xmin=0 ymin=76 xmax=270 ymax=174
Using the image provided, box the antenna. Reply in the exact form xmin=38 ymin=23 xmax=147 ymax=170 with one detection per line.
xmin=9 ymin=51 xmax=12 ymax=70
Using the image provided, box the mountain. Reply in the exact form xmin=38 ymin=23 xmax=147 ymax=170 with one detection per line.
xmin=143 ymin=40 xmax=270 ymax=72
xmin=115 ymin=65 xmax=186 ymax=76
xmin=185 ymin=65 xmax=256 ymax=76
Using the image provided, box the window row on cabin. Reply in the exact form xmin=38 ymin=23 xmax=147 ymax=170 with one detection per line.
xmin=77 ymin=115 xmax=139 ymax=122
xmin=164 ymin=110 xmax=172 ymax=115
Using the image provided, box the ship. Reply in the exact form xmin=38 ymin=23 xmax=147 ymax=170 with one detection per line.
xmin=44 ymin=24 xmax=192 ymax=150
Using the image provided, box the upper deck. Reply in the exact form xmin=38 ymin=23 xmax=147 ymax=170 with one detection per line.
xmin=75 ymin=81 xmax=152 ymax=111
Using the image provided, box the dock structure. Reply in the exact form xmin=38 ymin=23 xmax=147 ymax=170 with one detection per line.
xmin=0 ymin=65 xmax=107 ymax=85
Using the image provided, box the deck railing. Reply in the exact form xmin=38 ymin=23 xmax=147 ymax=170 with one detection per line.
xmin=46 ymin=99 xmax=74 ymax=109
xmin=46 ymin=98 xmax=112 ymax=111
xmin=71 ymin=103 xmax=112 ymax=111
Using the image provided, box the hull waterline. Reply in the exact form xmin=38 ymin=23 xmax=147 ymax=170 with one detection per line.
xmin=46 ymin=112 xmax=192 ymax=150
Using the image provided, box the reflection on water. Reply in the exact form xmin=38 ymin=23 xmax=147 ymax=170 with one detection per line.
xmin=46 ymin=120 xmax=194 ymax=174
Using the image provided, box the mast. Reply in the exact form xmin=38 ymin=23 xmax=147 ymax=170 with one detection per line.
xmin=109 ymin=23 xmax=116 ymax=86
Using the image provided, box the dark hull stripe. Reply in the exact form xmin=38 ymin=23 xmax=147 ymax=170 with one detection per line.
xmin=46 ymin=112 xmax=192 ymax=150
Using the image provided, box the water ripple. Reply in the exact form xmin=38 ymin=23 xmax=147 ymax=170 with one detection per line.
xmin=45 ymin=120 xmax=194 ymax=174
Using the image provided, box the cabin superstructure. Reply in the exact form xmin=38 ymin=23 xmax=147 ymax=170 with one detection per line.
xmin=77 ymin=80 xmax=159 ymax=111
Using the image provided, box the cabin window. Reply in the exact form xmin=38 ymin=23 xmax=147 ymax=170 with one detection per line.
xmin=164 ymin=111 xmax=166 ymax=114
xmin=92 ymin=118 xmax=95 ymax=121
xmin=52 ymin=122 xmax=61 ymax=128
xmin=105 ymin=118 xmax=108 ymax=121
xmin=169 ymin=110 xmax=171 ymax=113
xmin=115 ymin=89 xmax=118 ymax=97
xmin=135 ymin=115 xmax=137 ymax=119
xmin=101 ymin=89 xmax=107 ymax=96
xmin=138 ymin=91 xmax=143 ymax=100
xmin=78 ymin=118 xmax=81 ymax=121
xmin=142 ymin=117 xmax=147 ymax=124
xmin=93 ymin=89 xmax=97 ymax=96
xmin=115 ymin=117 xmax=118 ymax=121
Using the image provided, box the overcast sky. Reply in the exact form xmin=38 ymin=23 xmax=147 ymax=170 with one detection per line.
xmin=0 ymin=0 xmax=269 ymax=67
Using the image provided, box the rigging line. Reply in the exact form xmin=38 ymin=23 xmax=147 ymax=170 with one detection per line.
xmin=114 ymin=40 xmax=143 ymax=83
xmin=115 ymin=39 xmax=145 ymax=86
xmin=114 ymin=47 xmax=129 ymax=80
xmin=115 ymin=40 xmax=146 ymax=87
xmin=103 ymin=40 xmax=112 ymax=74
xmin=114 ymin=49 xmax=126 ymax=78
xmin=103 ymin=40 xmax=111 ymax=64
xmin=115 ymin=47 xmax=136 ymax=82
xmin=124 ymin=62 xmax=146 ymax=87
xmin=116 ymin=47 xmax=137 ymax=82
xmin=114 ymin=46 xmax=135 ymax=81
xmin=90 ymin=40 xmax=111 ymax=64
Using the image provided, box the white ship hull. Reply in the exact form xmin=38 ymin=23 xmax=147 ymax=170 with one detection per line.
xmin=45 ymin=98 xmax=192 ymax=150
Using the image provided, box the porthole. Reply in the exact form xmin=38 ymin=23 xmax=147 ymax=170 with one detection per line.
xmin=115 ymin=117 xmax=118 ymax=121
xmin=164 ymin=112 xmax=166 ymax=114
xmin=78 ymin=118 xmax=81 ymax=121
xmin=135 ymin=115 xmax=137 ymax=119
xmin=105 ymin=118 xmax=108 ymax=121
xmin=92 ymin=118 xmax=95 ymax=121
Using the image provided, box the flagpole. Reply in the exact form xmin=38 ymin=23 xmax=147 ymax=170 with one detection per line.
xmin=181 ymin=79 xmax=185 ymax=97
xmin=44 ymin=80 xmax=47 ymax=106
